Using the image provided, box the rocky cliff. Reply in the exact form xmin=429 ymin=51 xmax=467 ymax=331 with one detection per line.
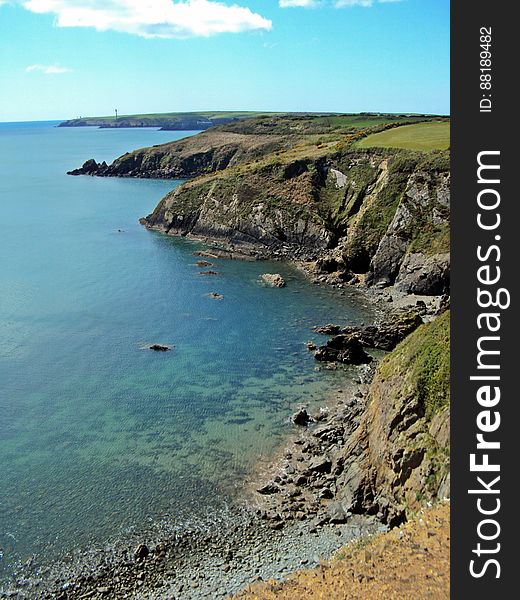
xmin=142 ymin=148 xmax=450 ymax=295
xmin=336 ymin=310 xmax=450 ymax=525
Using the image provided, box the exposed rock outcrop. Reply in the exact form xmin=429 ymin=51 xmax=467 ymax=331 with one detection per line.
xmin=314 ymin=312 xmax=424 ymax=352
xmin=314 ymin=334 xmax=372 ymax=365
xmin=394 ymin=252 xmax=450 ymax=295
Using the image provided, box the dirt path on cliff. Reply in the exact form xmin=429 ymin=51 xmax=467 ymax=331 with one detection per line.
xmin=231 ymin=502 xmax=449 ymax=600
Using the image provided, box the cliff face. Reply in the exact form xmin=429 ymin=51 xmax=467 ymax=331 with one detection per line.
xmin=143 ymin=149 xmax=450 ymax=294
xmin=337 ymin=310 xmax=450 ymax=525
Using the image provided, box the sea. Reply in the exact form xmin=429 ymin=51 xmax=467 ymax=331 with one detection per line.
xmin=0 ymin=121 xmax=376 ymax=585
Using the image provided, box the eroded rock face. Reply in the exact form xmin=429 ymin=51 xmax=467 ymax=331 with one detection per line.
xmin=143 ymin=163 xmax=334 ymax=259
xmin=394 ymin=253 xmax=450 ymax=295
xmin=366 ymin=170 xmax=450 ymax=294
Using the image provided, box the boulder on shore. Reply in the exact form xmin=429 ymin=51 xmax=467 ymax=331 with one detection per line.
xmin=292 ymin=408 xmax=312 ymax=427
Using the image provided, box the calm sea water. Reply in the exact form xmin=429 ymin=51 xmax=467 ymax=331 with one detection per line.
xmin=0 ymin=122 xmax=376 ymax=582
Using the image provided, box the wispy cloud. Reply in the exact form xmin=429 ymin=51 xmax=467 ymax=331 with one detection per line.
xmin=19 ymin=0 xmax=272 ymax=38
xmin=25 ymin=64 xmax=73 ymax=74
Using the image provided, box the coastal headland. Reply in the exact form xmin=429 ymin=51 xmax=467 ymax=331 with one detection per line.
xmin=15 ymin=113 xmax=450 ymax=599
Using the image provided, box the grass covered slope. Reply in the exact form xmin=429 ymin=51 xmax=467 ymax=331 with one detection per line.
xmin=356 ymin=121 xmax=450 ymax=150
xmin=379 ymin=309 xmax=450 ymax=420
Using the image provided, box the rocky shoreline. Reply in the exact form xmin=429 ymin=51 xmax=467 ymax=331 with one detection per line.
xmin=1 ymin=289 xmax=446 ymax=600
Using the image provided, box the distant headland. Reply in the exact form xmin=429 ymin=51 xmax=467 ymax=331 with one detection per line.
xmin=57 ymin=110 xmax=445 ymax=132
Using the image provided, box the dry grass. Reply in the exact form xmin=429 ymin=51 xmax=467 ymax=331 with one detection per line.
xmin=231 ymin=503 xmax=450 ymax=600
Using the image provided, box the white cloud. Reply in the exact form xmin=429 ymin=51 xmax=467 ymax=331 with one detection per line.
xmin=25 ymin=63 xmax=73 ymax=74
xmin=19 ymin=0 xmax=272 ymax=38
xmin=279 ymin=0 xmax=318 ymax=7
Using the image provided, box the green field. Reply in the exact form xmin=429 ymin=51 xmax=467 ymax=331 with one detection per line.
xmin=356 ymin=121 xmax=450 ymax=151
xmin=313 ymin=114 xmax=429 ymax=129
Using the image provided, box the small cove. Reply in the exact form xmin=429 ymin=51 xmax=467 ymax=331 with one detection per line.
xmin=0 ymin=122 xmax=378 ymax=585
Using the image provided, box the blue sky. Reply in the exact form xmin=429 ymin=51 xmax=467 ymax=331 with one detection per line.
xmin=0 ymin=1 xmax=449 ymax=122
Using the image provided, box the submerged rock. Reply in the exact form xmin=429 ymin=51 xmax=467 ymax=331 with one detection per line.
xmin=260 ymin=273 xmax=286 ymax=288
xmin=149 ymin=344 xmax=172 ymax=352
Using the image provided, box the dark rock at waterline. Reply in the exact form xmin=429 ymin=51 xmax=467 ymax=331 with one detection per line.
xmin=208 ymin=292 xmax=224 ymax=300
xmin=149 ymin=344 xmax=171 ymax=352
xmin=313 ymin=312 xmax=423 ymax=354
xmin=292 ymin=408 xmax=312 ymax=427
xmin=67 ymin=159 xmax=108 ymax=176
xmin=199 ymin=270 xmax=219 ymax=276
xmin=196 ymin=260 xmax=214 ymax=267
xmin=341 ymin=312 xmax=423 ymax=351
xmin=314 ymin=335 xmax=372 ymax=365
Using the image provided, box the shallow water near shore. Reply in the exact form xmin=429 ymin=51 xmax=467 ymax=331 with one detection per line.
xmin=0 ymin=122 xmax=377 ymax=586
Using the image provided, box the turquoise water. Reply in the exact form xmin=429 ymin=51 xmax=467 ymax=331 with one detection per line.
xmin=0 ymin=122 xmax=375 ymax=582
